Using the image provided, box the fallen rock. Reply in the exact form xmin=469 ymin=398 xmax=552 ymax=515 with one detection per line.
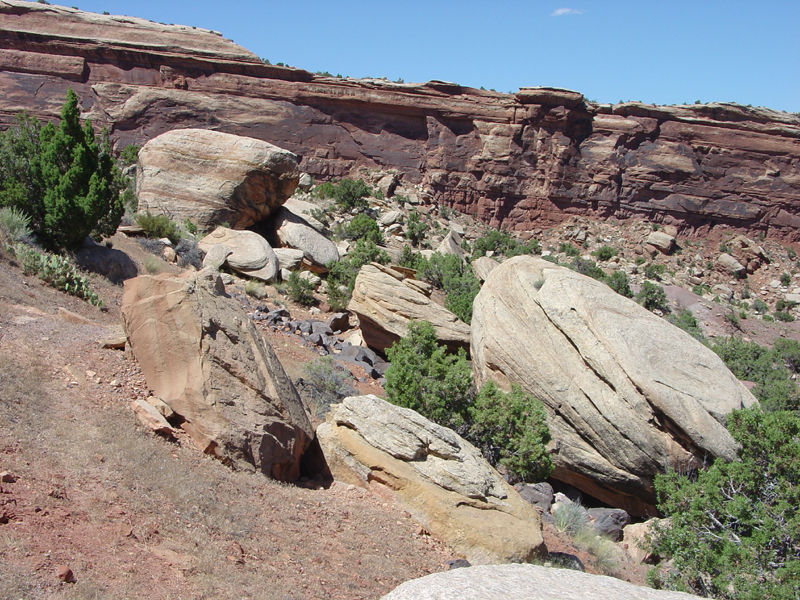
xmin=121 ymin=268 xmax=313 ymax=481
xmin=471 ymin=256 xmax=757 ymax=516
xmin=515 ymin=482 xmax=553 ymax=512
xmin=56 ymin=565 xmax=76 ymax=584
xmin=198 ymin=227 xmax=278 ymax=282
xmin=130 ymin=399 xmax=177 ymax=436
xmin=273 ymin=247 xmax=305 ymax=271
xmin=623 ymin=518 xmax=663 ymax=564
xmin=202 ymin=244 xmax=232 ymax=270
xmin=379 ymin=209 xmax=404 ymax=226
xmin=348 ymin=263 xmax=471 ymax=354
xmin=587 ymin=507 xmax=630 ymax=541
xmin=272 ymin=206 xmax=339 ymax=270
xmin=380 ymin=563 xmax=701 ymax=599
xmin=436 ymin=230 xmax=465 ymax=260
xmin=646 ymin=231 xmax=675 ymax=254
xmin=471 ymin=256 xmax=500 ymax=282
xmin=317 ymin=395 xmax=545 ymax=564
xmin=716 ymin=253 xmax=746 ymax=277
xmin=136 ymin=129 xmax=299 ymax=230
xmin=282 ymin=197 xmax=326 ymax=232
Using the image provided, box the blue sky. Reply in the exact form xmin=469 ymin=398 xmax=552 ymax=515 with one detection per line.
xmin=72 ymin=1 xmax=799 ymax=113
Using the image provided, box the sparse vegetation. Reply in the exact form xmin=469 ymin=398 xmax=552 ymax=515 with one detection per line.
xmin=325 ymin=239 xmax=390 ymax=311
xmin=299 ymin=357 xmax=357 ymax=420
xmin=12 ymin=243 xmax=103 ymax=306
xmin=135 ymin=211 xmax=181 ymax=245
xmin=0 ymin=206 xmax=33 ymax=243
xmin=666 ymin=310 xmax=706 ymax=343
xmin=558 ymin=242 xmax=580 ymax=257
xmin=404 ymin=209 xmax=428 ymax=247
xmin=286 ymin=271 xmax=315 ymax=306
xmin=636 ymin=281 xmax=669 ymax=313
xmin=345 ymin=213 xmax=382 ymax=244
xmin=244 ymin=278 xmax=267 ymax=299
xmin=472 ymin=229 xmax=541 ymax=259
xmin=592 ymin=245 xmax=617 ymax=261
xmin=606 ymin=270 xmax=633 ymax=298
xmin=314 ymin=178 xmax=376 ymax=212
xmin=411 ymin=251 xmax=481 ymax=323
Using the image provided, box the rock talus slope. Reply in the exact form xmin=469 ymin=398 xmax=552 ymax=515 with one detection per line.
xmin=471 ymin=256 xmax=758 ymax=516
xmin=1 ymin=1 xmax=799 ymax=239
xmin=317 ymin=395 xmax=546 ymax=565
xmin=121 ymin=268 xmax=313 ymax=481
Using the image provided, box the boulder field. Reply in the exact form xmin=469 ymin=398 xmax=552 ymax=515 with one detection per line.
xmin=1 ymin=1 xmax=799 ymax=239
xmin=471 ymin=256 xmax=758 ymax=516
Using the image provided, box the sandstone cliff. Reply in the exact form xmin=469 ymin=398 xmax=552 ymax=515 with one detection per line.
xmin=1 ymin=1 xmax=799 ymax=239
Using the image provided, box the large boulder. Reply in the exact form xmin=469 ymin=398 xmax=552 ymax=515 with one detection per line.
xmin=121 ymin=268 xmax=313 ymax=481
xmin=272 ymin=205 xmax=339 ymax=270
xmin=471 ymin=256 xmax=757 ymax=516
xmin=380 ymin=564 xmax=701 ymax=600
xmin=471 ymin=256 xmax=500 ymax=282
xmin=317 ymin=395 xmax=546 ymax=565
xmin=136 ymin=129 xmax=299 ymax=230
xmin=198 ymin=227 xmax=279 ymax=281
xmin=348 ymin=263 xmax=471 ymax=355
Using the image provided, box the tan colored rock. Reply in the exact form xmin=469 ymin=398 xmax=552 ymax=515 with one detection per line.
xmin=137 ymin=129 xmax=299 ymax=230
xmin=202 ymin=244 xmax=232 ymax=270
xmin=145 ymin=395 xmax=175 ymax=420
xmin=318 ymin=395 xmax=545 ymax=565
xmin=622 ymin=518 xmax=664 ymax=564
xmin=273 ymin=247 xmax=305 ymax=271
xmin=348 ymin=263 xmax=470 ymax=354
xmin=646 ymin=231 xmax=675 ymax=254
xmin=272 ymin=206 xmax=339 ymax=269
xmin=472 ymin=256 xmax=500 ymax=282
xmin=130 ymin=399 xmax=177 ymax=435
xmin=282 ymin=197 xmax=326 ymax=232
xmin=436 ymin=230 xmax=465 ymax=260
xmin=471 ymin=256 xmax=757 ymax=516
xmin=380 ymin=564 xmax=701 ymax=600
xmin=198 ymin=227 xmax=278 ymax=282
xmin=56 ymin=307 xmax=96 ymax=326
xmin=716 ymin=252 xmax=746 ymax=277
xmin=121 ymin=268 xmax=313 ymax=481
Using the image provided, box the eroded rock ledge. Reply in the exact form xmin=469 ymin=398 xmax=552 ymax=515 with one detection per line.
xmin=1 ymin=0 xmax=799 ymax=239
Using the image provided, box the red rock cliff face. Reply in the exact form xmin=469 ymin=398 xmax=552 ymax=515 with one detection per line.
xmin=2 ymin=0 xmax=799 ymax=239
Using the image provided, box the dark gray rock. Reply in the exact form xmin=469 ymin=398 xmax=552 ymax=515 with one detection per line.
xmin=516 ymin=482 xmax=554 ymax=512
xmin=326 ymin=312 xmax=351 ymax=332
xmin=587 ymin=507 xmax=631 ymax=541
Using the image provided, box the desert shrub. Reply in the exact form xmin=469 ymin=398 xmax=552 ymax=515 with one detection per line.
xmin=636 ymin=281 xmax=669 ymax=313
xmin=558 ymin=242 xmax=580 ymax=257
xmin=774 ymin=310 xmax=795 ymax=322
xmin=0 ymin=89 xmax=125 ymax=251
xmin=398 ymin=244 xmax=416 ymax=268
xmin=135 ymin=211 xmax=181 ymax=245
xmin=781 ymin=272 xmax=791 ymax=286
xmin=413 ymin=251 xmax=480 ymax=323
xmin=753 ymin=298 xmax=769 ymax=314
xmin=711 ymin=336 xmax=800 ymax=412
xmin=0 ymin=206 xmax=33 ymax=243
xmin=643 ymin=262 xmax=666 ymax=281
xmin=286 ymin=271 xmax=315 ymax=306
xmin=385 ymin=320 xmax=473 ymax=431
xmin=651 ymin=407 xmax=800 ymax=599
xmin=314 ymin=178 xmax=373 ymax=211
xmin=174 ymin=237 xmax=203 ymax=269
xmin=405 ymin=209 xmax=428 ymax=247
xmin=472 ymin=229 xmax=541 ymax=259
xmin=570 ymin=257 xmax=606 ymax=281
xmin=118 ymin=144 xmax=140 ymax=166
xmin=606 ymin=270 xmax=633 ymax=298
xmin=666 ymin=310 xmax=707 ymax=343
xmin=554 ymin=501 xmax=588 ymax=535
xmin=468 ymin=381 xmax=553 ymax=482
xmin=13 ymin=243 xmax=103 ymax=306
xmin=325 ymin=239 xmax=390 ymax=311
xmin=592 ymin=245 xmax=617 ymax=261
xmin=143 ymin=254 xmax=162 ymax=274
xmin=345 ymin=213 xmax=382 ymax=244
xmin=244 ymin=279 xmax=267 ymax=299
xmin=300 ymin=357 xmax=356 ymax=419
xmin=693 ymin=284 xmax=710 ymax=296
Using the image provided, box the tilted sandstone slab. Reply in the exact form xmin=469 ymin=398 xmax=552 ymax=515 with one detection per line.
xmin=381 ymin=564 xmax=701 ymax=600
xmin=272 ymin=204 xmax=339 ymax=270
xmin=471 ymin=256 xmax=757 ymax=516
xmin=121 ymin=268 xmax=313 ymax=481
xmin=347 ymin=263 xmax=470 ymax=355
xmin=317 ymin=395 xmax=545 ymax=565
xmin=136 ymin=129 xmax=299 ymax=230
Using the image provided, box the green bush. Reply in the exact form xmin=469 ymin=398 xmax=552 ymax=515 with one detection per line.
xmin=570 ymin=257 xmax=606 ymax=281
xmin=558 ymin=242 xmax=580 ymax=257
xmin=0 ymin=206 xmax=33 ymax=242
xmin=592 ymin=245 xmax=617 ymax=261
xmin=134 ymin=211 xmax=181 ymax=245
xmin=286 ymin=271 xmax=315 ymax=306
xmin=345 ymin=213 xmax=382 ymax=244
xmin=651 ymin=407 xmax=800 ymax=599
xmin=413 ymin=251 xmax=480 ymax=324
xmin=314 ymin=178 xmax=373 ymax=211
xmin=118 ymin=144 xmax=140 ymax=166
xmin=606 ymin=270 xmax=633 ymax=298
xmin=325 ymin=239 xmax=389 ymax=311
xmin=0 ymin=89 xmax=125 ymax=251
xmin=469 ymin=381 xmax=553 ymax=482
xmin=774 ymin=310 xmax=795 ymax=322
xmin=385 ymin=320 xmax=473 ymax=430
xmin=666 ymin=310 xmax=707 ymax=343
xmin=13 ymin=243 xmax=103 ymax=306
xmin=636 ymin=281 xmax=669 ymax=313
xmin=781 ymin=272 xmax=791 ymax=287
xmin=405 ymin=209 xmax=428 ymax=247
xmin=472 ymin=229 xmax=541 ymax=259
xmin=753 ymin=298 xmax=769 ymax=314
xmin=643 ymin=263 xmax=666 ymax=281
xmin=300 ymin=357 xmax=356 ymax=419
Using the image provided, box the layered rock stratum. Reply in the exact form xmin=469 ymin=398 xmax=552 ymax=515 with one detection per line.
xmin=2 ymin=1 xmax=799 ymax=239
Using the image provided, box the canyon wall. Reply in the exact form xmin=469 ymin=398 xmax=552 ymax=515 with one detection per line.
xmin=1 ymin=1 xmax=799 ymax=239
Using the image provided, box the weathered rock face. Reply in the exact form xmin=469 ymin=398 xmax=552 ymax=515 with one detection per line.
xmin=380 ymin=564 xmax=701 ymax=600
xmin=197 ymin=227 xmax=279 ymax=282
xmin=271 ymin=205 xmax=339 ymax=270
xmin=136 ymin=129 xmax=299 ymax=230
xmin=471 ymin=256 xmax=758 ymax=516
xmin=121 ymin=268 xmax=313 ymax=481
xmin=348 ymin=263 xmax=471 ymax=355
xmin=2 ymin=2 xmax=800 ymax=240
xmin=317 ymin=395 xmax=546 ymax=565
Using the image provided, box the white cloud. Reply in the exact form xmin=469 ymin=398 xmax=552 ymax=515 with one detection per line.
xmin=551 ymin=8 xmax=583 ymax=16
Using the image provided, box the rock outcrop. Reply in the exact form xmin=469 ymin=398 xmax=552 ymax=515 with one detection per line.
xmin=121 ymin=268 xmax=313 ymax=481
xmin=380 ymin=564 xmax=701 ymax=600
xmin=317 ymin=395 xmax=546 ymax=565
xmin=271 ymin=205 xmax=339 ymax=270
xmin=348 ymin=263 xmax=471 ymax=354
xmin=471 ymin=256 xmax=758 ymax=516
xmin=197 ymin=227 xmax=279 ymax=282
xmin=136 ymin=129 xmax=299 ymax=230
xmin=2 ymin=1 xmax=799 ymax=240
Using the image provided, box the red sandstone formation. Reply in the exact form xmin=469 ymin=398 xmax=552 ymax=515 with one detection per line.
xmin=1 ymin=0 xmax=799 ymax=239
